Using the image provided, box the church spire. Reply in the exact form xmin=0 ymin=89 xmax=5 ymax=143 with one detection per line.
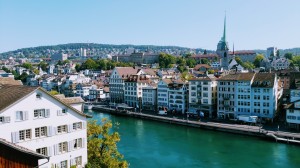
xmin=222 ymin=13 xmax=226 ymax=42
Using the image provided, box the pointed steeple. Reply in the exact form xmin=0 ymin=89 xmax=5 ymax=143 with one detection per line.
xmin=222 ymin=13 xmax=226 ymax=42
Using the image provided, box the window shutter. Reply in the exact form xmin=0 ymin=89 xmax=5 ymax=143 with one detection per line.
xmin=82 ymin=122 xmax=87 ymax=129
xmin=68 ymin=124 xmax=73 ymax=133
xmin=69 ymin=140 xmax=73 ymax=151
xmin=16 ymin=111 xmax=20 ymax=121
xmin=82 ymin=138 xmax=86 ymax=148
xmin=11 ymin=132 xmax=19 ymax=143
xmin=45 ymin=109 xmax=50 ymax=118
xmin=53 ymin=126 xmax=58 ymax=135
xmin=24 ymin=111 xmax=29 ymax=120
xmin=57 ymin=110 xmax=62 ymax=116
xmin=47 ymin=126 xmax=52 ymax=137
xmin=4 ymin=116 xmax=11 ymax=123
xmin=47 ymin=146 xmax=52 ymax=156
xmin=70 ymin=158 xmax=75 ymax=166
xmin=68 ymin=141 xmax=72 ymax=152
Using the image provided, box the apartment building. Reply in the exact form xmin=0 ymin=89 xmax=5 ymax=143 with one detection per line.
xmin=142 ymin=85 xmax=157 ymax=111
xmin=189 ymin=75 xmax=217 ymax=118
xmin=167 ymin=79 xmax=188 ymax=114
xmin=0 ymin=85 xmax=88 ymax=168
xmin=217 ymin=73 xmax=255 ymax=119
xmin=109 ymin=67 xmax=144 ymax=103
xmin=157 ymin=79 xmax=172 ymax=110
xmin=124 ymin=75 xmax=151 ymax=110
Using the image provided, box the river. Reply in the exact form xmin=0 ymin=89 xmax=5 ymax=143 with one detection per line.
xmin=90 ymin=111 xmax=300 ymax=168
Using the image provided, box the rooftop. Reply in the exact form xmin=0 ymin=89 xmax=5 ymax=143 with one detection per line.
xmin=218 ymin=72 xmax=255 ymax=81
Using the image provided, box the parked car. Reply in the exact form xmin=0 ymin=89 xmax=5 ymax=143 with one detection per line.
xmin=158 ymin=110 xmax=167 ymax=115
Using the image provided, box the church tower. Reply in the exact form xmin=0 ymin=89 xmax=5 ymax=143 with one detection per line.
xmin=216 ymin=15 xmax=229 ymax=70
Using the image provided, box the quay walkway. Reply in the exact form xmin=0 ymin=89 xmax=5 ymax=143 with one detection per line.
xmin=92 ymin=105 xmax=300 ymax=145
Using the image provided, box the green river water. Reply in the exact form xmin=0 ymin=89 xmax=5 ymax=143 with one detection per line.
xmin=91 ymin=111 xmax=300 ymax=168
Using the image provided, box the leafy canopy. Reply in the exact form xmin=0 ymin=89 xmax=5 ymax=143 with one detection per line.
xmin=86 ymin=119 xmax=128 ymax=168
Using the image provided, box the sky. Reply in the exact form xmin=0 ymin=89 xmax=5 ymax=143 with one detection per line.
xmin=0 ymin=0 xmax=300 ymax=53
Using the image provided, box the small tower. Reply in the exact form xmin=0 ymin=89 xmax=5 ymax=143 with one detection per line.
xmin=216 ymin=14 xmax=229 ymax=70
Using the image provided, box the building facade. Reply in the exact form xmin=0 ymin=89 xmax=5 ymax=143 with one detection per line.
xmin=0 ymin=85 xmax=88 ymax=168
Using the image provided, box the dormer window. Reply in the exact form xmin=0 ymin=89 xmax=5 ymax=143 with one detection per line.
xmin=36 ymin=93 xmax=42 ymax=99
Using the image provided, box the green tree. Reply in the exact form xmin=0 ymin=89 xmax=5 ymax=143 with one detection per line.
xmin=86 ymin=119 xmax=128 ymax=168
xmin=181 ymin=71 xmax=192 ymax=81
xmin=253 ymin=54 xmax=265 ymax=68
xmin=208 ymin=69 xmax=215 ymax=74
xmin=81 ymin=58 xmax=98 ymax=70
xmin=159 ymin=53 xmax=176 ymax=68
xmin=75 ymin=63 xmax=81 ymax=72
xmin=39 ymin=61 xmax=48 ymax=71
xmin=292 ymin=55 xmax=300 ymax=67
xmin=49 ymin=90 xmax=59 ymax=95
xmin=16 ymin=72 xmax=28 ymax=83
xmin=235 ymin=56 xmax=243 ymax=65
xmin=243 ymin=61 xmax=255 ymax=69
xmin=33 ymin=68 xmax=40 ymax=75
xmin=284 ymin=53 xmax=293 ymax=60
xmin=21 ymin=62 xmax=33 ymax=70
xmin=200 ymin=58 xmax=209 ymax=65
xmin=186 ymin=58 xmax=196 ymax=68
xmin=276 ymin=50 xmax=280 ymax=57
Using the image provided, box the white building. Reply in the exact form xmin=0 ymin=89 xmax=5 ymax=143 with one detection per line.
xmin=142 ymin=85 xmax=157 ymax=111
xmin=0 ymin=85 xmax=88 ymax=168
xmin=271 ymin=58 xmax=290 ymax=70
xmin=109 ymin=67 xmax=144 ymax=103
xmin=167 ymin=79 xmax=188 ymax=114
xmin=124 ymin=75 xmax=150 ymax=109
xmin=250 ymin=73 xmax=280 ymax=121
xmin=285 ymin=100 xmax=300 ymax=130
xmin=157 ymin=79 xmax=171 ymax=110
xmin=189 ymin=75 xmax=217 ymax=118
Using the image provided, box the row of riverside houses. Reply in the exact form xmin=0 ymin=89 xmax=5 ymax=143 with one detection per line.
xmin=0 ymin=77 xmax=88 ymax=167
xmin=109 ymin=67 xmax=283 ymax=123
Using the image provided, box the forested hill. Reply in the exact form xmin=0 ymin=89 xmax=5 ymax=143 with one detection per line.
xmin=0 ymin=43 xmax=210 ymax=58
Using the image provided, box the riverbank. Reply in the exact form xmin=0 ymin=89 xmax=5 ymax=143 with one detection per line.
xmin=92 ymin=105 xmax=300 ymax=145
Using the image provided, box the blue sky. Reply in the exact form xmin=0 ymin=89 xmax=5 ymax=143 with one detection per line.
xmin=0 ymin=0 xmax=300 ymax=52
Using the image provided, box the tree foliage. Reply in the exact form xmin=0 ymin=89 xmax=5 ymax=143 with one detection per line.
xmin=291 ymin=55 xmax=300 ymax=67
xmin=15 ymin=72 xmax=28 ymax=83
xmin=253 ymin=54 xmax=265 ymax=68
xmin=39 ymin=61 xmax=48 ymax=71
xmin=86 ymin=119 xmax=128 ymax=168
xmin=284 ymin=53 xmax=293 ymax=60
xmin=49 ymin=90 xmax=59 ymax=95
xmin=159 ymin=53 xmax=176 ymax=68
xmin=21 ymin=62 xmax=33 ymax=70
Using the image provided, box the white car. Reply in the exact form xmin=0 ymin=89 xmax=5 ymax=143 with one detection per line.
xmin=158 ymin=110 xmax=167 ymax=115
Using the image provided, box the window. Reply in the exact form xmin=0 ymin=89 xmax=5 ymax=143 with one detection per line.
xmin=16 ymin=111 xmax=28 ymax=121
xmin=36 ymin=94 xmax=41 ymax=99
xmin=35 ymin=126 xmax=47 ymax=138
xmin=34 ymin=109 xmax=50 ymax=118
xmin=73 ymin=138 xmax=83 ymax=149
xmin=0 ymin=116 xmax=10 ymax=123
xmin=57 ymin=125 xmax=67 ymax=133
xmin=73 ymin=122 xmax=82 ymax=130
xmin=74 ymin=156 xmax=82 ymax=166
xmin=60 ymin=160 xmax=67 ymax=168
xmin=59 ymin=142 xmax=68 ymax=154
xmin=36 ymin=147 xmax=47 ymax=155
xmin=19 ymin=129 xmax=31 ymax=141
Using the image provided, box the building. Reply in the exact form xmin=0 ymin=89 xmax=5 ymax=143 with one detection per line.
xmin=0 ymin=138 xmax=49 ymax=168
xmin=250 ymin=73 xmax=280 ymax=121
xmin=109 ymin=67 xmax=144 ymax=103
xmin=266 ymin=47 xmax=278 ymax=59
xmin=157 ymin=79 xmax=172 ymax=110
xmin=167 ymin=79 xmax=188 ymax=114
xmin=51 ymin=53 xmax=68 ymax=61
xmin=142 ymin=85 xmax=157 ymax=111
xmin=124 ymin=75 xmax=151 ymax=110
xmin=112 ymin=52 xmax=159 ymax=64
xmin=0 ymin=85 xmax=88 ymax=167
xmin=217 ymin=73 xmax=255 ymax=119
xmin=271 ymin=58 xmax=290 ymax=70
xmin=285 ymin=101 xmax=300 ymax=130
xmin=216 ymin=15 xmax=230 ymax=70
xmin=188 ymin=76 xmax=217 ymax=118
xmin=229 ymin=51 xmax=257 ymax=63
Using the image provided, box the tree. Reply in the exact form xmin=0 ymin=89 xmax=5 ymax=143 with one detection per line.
xmin=86 ymin=119 xmax=128 ymax=168
xmin=243 ymin=61 xmax=255 ymax=69
xmin=201 ymin=58 xmax=209 ymax=65
xmin=81 ymin=58 xmax=98 ymax=70
xmin=284 ymin=53 xmax=293 ymax=60
xmin=33 ymin=68 xmax=40 ymax=75
xmin=16 ymin=72 xmax=28 ymax=83
xmin=186 ymin=58 xmax=196 ymax=68
xmin=253 ymin=54 xmax=265 ymax=68
xmin=49 ymin=90 xmax=59 ymax=95
xmin=21 ymin=62 xmax=33 ymax=70
xmin=235 ymin=56 xmax=243 ymax=65
xmin=203 ymin=49 xmax=207 ymax=55
xmin=181 ymin=71 xmax=192 ymax=81
xmin=158 ymin=53 xmax=176 ymax=68
xmin=292 ymin=55 xmax=300 ymax=67
xmin=39 ymin=61 xmax=48 ymax=71
xmin=276 ymin=50 xmax=280 ymax=58
xmin=75 ymin=63 xmax=81 ymax=72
